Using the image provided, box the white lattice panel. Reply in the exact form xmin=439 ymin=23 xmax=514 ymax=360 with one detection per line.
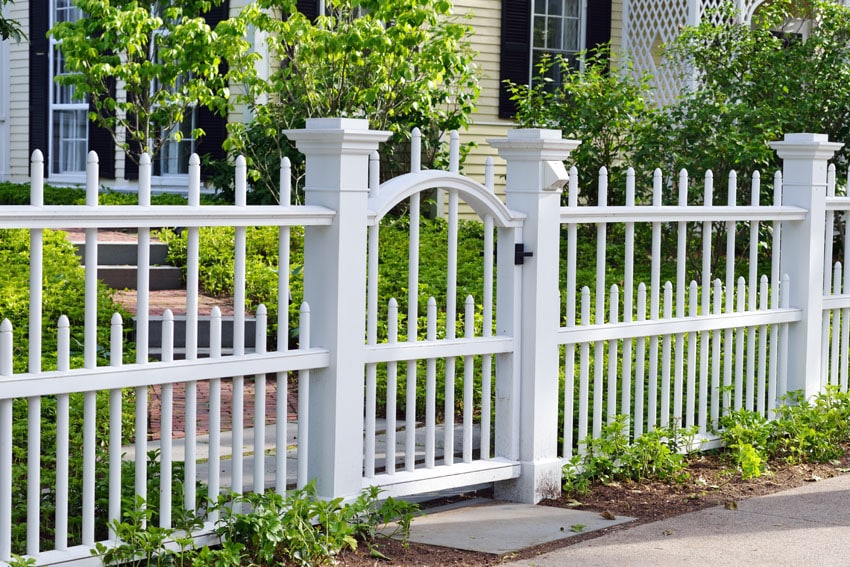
xmin=623 ymin=0 xmax=768 ymax=106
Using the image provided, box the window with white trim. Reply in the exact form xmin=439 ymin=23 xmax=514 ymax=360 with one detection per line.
xmin=531 ymin=0 xmax=584 ymax=85
xmin=160 ymin=111 xmax=196 ymax=175
xmin=49 ymin=0 xmax=88 ymax=176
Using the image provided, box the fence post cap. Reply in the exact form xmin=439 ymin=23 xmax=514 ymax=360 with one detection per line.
xmin=769 ymin=133 xmax=843 ymax=160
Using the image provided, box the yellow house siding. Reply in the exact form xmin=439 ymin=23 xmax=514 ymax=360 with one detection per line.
xmin=8 ymin=2 xmax=29 ymax=181
xmin=611 ymin=0 xmax=624 ymax=56
xmin=453 ymin=0 xmax=513 ymax=204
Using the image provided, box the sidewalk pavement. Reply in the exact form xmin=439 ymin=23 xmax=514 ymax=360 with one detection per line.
xmin=509 ymin=472 xmax=850 ymax=566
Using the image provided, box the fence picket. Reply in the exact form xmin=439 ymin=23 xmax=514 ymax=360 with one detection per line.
xmin=579 ymin=288 xmax=591 ymax=449
xmin=108 ymin=314 xmax=123 ymax=539
xmin=463 ymin=296 xmax=475 ymax=463
xmin=386 ymin=300 xmax=399 ymax=474
xmin=254 ymin=305 xmax=268 ymax=493
xmin=622 ymin=168 xmax=636 ymax=429
xmin=297 ymin=303 xmax=311 ymax=489
xmin=661 ymin=282 xmax=673 ymax=428
xmin=55 ymin=316 xmax=70 ymax=550
xmin=746 ymin=173 xmax=761 ymax=412
xmin=209 ymin=308 xmax=222 ymax=517
xmin=607 ymin=285 xmax=619 ymax=423
xmin=1 ymin=319 xmax=13 ymax=561
xmin=831 ymin=264 xmax=842 ymax=386
xmin=634 ymin=284 xmax=647 ymax=438
xmin=699 ymin=171 xmax=713 ymax=434
xmin=735 ymin=277 xmax=746 ymax=410
xmin=712 ymin=279 xmax=723 ymax=426
xmin=425 ymin=298 xmax=437 ymax=469
xmin=160 ymin=311 xmax=174 ymax=527
xmin=686 ymin=281 xmax=697 ymax=428
xmin=758 ymin=275 xmax=769 ymax=415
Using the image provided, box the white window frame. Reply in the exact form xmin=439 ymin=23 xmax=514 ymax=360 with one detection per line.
xmin=530 ymin=0 xmax=586 ymax=85
xmin=48 ymin=0 xmax=89 ymax=180
xmin=159 ymin=108 xmax=197 ymax=177
xmin=150 ymin=19 xmax=196 ymax=184
xmin=0 ymin=25 xmax=9 ymax=181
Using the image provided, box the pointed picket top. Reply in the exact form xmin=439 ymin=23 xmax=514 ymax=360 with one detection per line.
xmin=235 ymin=155 xmax=247 ymax=207
xmin=299 ymin=302 xmax=311 ymax=349
xmin=704 ymin=170 xmax=714 ymax=205
xmin=281 ymin=156 xmax=292 ymax=205
xmin=410 ymin=128 xmax=422 ymax=173
xmin=427 ymin=297 xmax=437 ymax=341
xmin=86 ymin=151 xmax=99 ymax=206
xmin=652 ymin=169 xmax=663 ymax=206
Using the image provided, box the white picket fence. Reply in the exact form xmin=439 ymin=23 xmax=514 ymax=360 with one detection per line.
xmin=0 ymin=120 xmax=846 ymax=565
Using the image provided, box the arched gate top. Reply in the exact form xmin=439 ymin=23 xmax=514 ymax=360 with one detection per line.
xmin=367 ymin=170 xmax=525 ymax=228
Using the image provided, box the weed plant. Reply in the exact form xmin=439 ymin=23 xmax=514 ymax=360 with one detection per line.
xmin=562 ymin=416 xmax=697 ymax=496
xmin=92 ymin=482 xmax=418 ymax=567
xmin=717 ymin=387 xmax=850 ymax=479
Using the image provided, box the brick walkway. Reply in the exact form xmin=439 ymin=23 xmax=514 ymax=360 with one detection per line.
xmin=146 ymin=375 xmax=299 ymax=441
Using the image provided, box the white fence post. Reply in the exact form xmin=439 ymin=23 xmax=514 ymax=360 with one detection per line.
xmin=489 ymin=129 xmax=579 ymax=503
xmin=284 ymin=118 xmax=391 ymax=499
xmin=771 ymin=133 xmax=843 ymax=399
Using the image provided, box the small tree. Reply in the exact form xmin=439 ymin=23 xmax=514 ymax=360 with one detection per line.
xmin=0 ymin=0 xmax=24 ymax=41
xmin=658 ymin=0 xmax=850 ymax=191
xmin=49 ymin=0 xmax=256 ymax=166
xmin=222 ymin=0 xmax=480 ymax=203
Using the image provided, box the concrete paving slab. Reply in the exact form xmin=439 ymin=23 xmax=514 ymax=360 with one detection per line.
xmin=403 ymin=500 xmax=634 ymax=555
xmin=508 ymin=474 xmax=850 ymax=567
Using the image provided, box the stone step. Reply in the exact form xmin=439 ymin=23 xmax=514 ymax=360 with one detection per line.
xmin=140 ymin=314 xmax=258 ymax=350
xmin=74 ymin=241 xmax=183 ymax=290
xmin=96 ymin=265 xmax=184 ymax=290
xmin=74 ymin=241 xmax=170 ymax=266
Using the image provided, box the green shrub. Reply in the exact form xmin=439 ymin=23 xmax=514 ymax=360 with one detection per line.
xmin=717 ymin=387 xmax=850 ymax=479
xmin=92 ymin=483 xmax=418 ymax=567
xmin=562 ymin=416 xmax=694 ymax=496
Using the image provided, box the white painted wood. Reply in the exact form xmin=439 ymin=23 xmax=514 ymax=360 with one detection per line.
xmin=622 ymin=167 xmax=635 ymax=435
xmin=758 ymin=276 xmax=769 ymax=415
xmin=687 ymin=281 xmax=697 ymax=427
xmin=386 ymin=300 xmax=399 ymax=475
xmin=772 ymin=134 xmax=842 ymax=397
xmin=735 ymin=277 xmax=746 ymax=410
xmin=0 ymin=320 xmax=12 ymax=562
xmin=579 ymin=289 xmax=590 ymax=449
xmin=297 ymin=303 xmax=311 ymax=489
xmin=699 ymin=171 xmax=713 ymax=433
xmin=28 ymin=149 xmax=44 ymax=551
xmin=253 ymin=305 xmax=268 ymax=494
xmin=463 ymin=296 xmax=475 ymax=464
xmin=425 ymin=298 xmax=437 ymax=469
xmin=208 ymin=308 xmax=222 ymax=515
xmin=661 ymin=282 xmax=673 ymax=428
xmin=160 ymin=311 xmax=174 ymax=527
xmin=108 ymin=315 xmax=123 ymax=539
xmin=607 ymin=285 xmax=619 ymax=423
xmin=712 ymin=280 xmax=723 ymax=426
xmin=55 ymin=317 xmax=70 ymax=551
xmin=634 ymin=285 xmax=647 ymax=438
xmin=82 ymin=153 xmax=98 ymax=548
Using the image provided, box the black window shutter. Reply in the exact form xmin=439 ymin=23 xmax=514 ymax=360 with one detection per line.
xmin=196 ymin=0 xmax=229 ymax=181
xmin=585 ymin=0 xmax=613 ymax=54
xmin=89 ymin=78 xmax=116 ymax=179
xmin=498 ymin=0 xmax=531 ymax=119
xmin=29 ymin=1 xmax=49 ymax=172
xmin=296 ymin=0 xmax=319 ymax=20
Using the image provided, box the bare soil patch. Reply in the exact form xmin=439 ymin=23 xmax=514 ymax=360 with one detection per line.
xmin=338 ymin=452 xmax=850 ymax=566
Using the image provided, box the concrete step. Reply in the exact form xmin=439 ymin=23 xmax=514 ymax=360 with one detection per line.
xmin=75 ymin=241 xmax=183 ymax=290
xmin=140 ymin=314 xmax=258 ymax=350
xmin=74 ymin=241 xmax=170 ymax=266
xmin=96 ymin=265 xmax=184 ymax=290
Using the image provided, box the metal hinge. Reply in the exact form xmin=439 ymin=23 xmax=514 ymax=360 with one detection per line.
xmin=514 ymin=243 xmax=533 ymax=265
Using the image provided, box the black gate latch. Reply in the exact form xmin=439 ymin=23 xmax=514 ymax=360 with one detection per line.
xmin=515 ymin=243 xmax=533 ymax=265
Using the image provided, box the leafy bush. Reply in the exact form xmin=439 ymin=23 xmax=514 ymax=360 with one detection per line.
xmin=507 ymin=47 xmax=658 ymax=205
xmin=93 ymin=483 xmax=418 ymax=567
xmin=717 ymin=387 xmax=850 ymax=479
xmin=221 ymin=0 xmax=480 ymax=203
xmin=562 ymin=416 xmax=695 ymax=496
